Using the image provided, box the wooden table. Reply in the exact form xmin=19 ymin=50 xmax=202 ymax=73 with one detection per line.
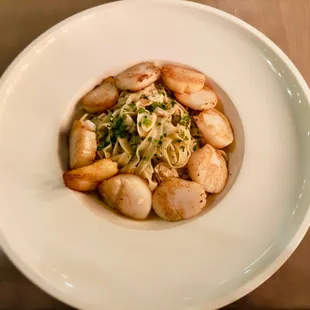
xmin=0 ymin=1 xmax=309 ymax=309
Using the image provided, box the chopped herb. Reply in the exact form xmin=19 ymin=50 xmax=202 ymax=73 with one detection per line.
xmin=157 ymin=122 xmax=162 ymax=126
xmin=142 ymin=118 xmax=152 ymax=127
xmin=164 ymin=133 xmax=167 ymax=137
xmin=138 ymin=107 xmax=145 ymax=114
xmin=158 ymin=140 xmax=163 ymax=146
xmin=179 ymin=130 xmax=185 ymax=138
xmin=184 ymin=136 xmax=189 ymax=140
xmin=193 ymin=135 xmax=200 ymax=139
xmin=129 ymin=102 xmax=136 ymax=110
xmin=138 ymin=121 xmax=142 ymax=127
xmin=171 ymin=100 xmax=176 ymax=107
xmin=110 ymin=115 xmax=127 ymax=139
xmin=97 ymin=145 xmax=105 ymax=150
xmin=148 ymin=137 xmax=152 ymax=142
xmin=141 ymin=95 xmax=148 ymax=99
xmin=193 ymin=144 xmax=198 ymax=151
xmin=176 ymin=139 xmax=182 ymax=143
xmin=160 ymin=135 xmax=164 ymax=140
xmin=180 ymin=145 xmax=185 ymax=152
xmin=180 ymin=114 xmax=191 ymax=126
xmin=146 ymin=102 xmax=160 ymax=112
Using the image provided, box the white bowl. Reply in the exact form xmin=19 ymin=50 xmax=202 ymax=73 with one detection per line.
xmin=0 ymin=1 xmax=310 ymax=309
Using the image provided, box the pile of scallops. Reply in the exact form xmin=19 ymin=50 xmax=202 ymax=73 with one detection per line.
xmin=63 ymin=62 xmax=234 ymax=222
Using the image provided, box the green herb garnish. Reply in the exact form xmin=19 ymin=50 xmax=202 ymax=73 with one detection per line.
xmin=142 ymin=118 xmax=152 ymax=127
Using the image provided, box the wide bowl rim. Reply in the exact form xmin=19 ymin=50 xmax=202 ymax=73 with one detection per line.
xmin=0 ymin=0 xmax=309 ymax=309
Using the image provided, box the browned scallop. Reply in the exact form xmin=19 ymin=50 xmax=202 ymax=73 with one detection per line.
xmin=81 ymin=77 xmax=118 ymax=113
xmin=98 ymin=174 xmax=152 ymax=220
xmin=69 ymin=119 xmax=97 ymax=169
xmin=152 ymin=177 xmax=207 ymax=221
xmin=174 ymin=85 xmax=218 ymax=110
xmin=63 ymin=159 xmax=118 ymax=192
xmin=161 ymin=64 xmax=205 ymax=94
xmin=115 ymin=62 xmax=161 ymax=91
xmin=187 ymin=144 xmax=228 ymax=193
xmin=194 ymin=108 xmax=234 ymax=149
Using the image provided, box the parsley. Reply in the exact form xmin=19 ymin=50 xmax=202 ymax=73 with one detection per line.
xmin=138 ymin=107 xmax=145 ymax=114
xmin=157 ymin=122 xmax=162 ymax=126
xmin=111 ymin=115 xmax=127 ymax=139
xmin=97 ymin=145 xmax=105 ymax=151
xmin=180 ymin=145 xmax=185 ymax=152
xmin=146 ymin=102 xmax=160 ymax=112
xmin=141 ymin=95 xmax=148 ymax=99
xmin=148 ymin=137 xmax=152 ymax=142
xmin=164 ymin=133 xmax=167 ymax=137
xmin=129 ymin=102 xmax=136 ymax=110
xmin=142 ymin=118 xmax=152 ymax=127
xmin=171 ymin=100 xmax=176 ymax=107
xmin=193 ymin=144 xmax=198 ymax=151
xmin=180 ymin=114 xmax=191 ymax=126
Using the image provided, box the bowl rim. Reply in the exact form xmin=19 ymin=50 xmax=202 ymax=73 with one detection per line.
xmin=0 ymin=0 xmax=309 ymax=309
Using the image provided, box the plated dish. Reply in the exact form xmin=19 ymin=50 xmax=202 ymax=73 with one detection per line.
xmin=0 ymin=1 xmax=310 ymax=310
xmin=63 ymin=62 xmax=234 ymax=221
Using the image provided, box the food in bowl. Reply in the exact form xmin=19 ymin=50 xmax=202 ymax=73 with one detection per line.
xmin=62 ymin=62 xmax=234 ymax=221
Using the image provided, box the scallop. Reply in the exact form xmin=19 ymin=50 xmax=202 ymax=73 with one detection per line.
xmin=161 ymin=64 xmax=205 ymax=94
xmin=152 ymin=177 xmax=207 ymax=221
xmin=154 ymin=162 xmax=178 ymax=182
xmin=115 ymin=62 xmax=161 ymax=91
xmin=98 ymin=174 xmax=152 ymax=220
xmin=63 ymin=159 xmax=118 ymax=192
xmin=187 ymin=144 xmax=228 ymax=193
xmin=194 ymin=108 xmax=234 ymax=149
xmin=69 ymin=119 xmax=97 ymax=169
xmin=174 ymin=85 xmax=218 ymax=110
xmin=81 ymin=77 xmax=118 ymax=113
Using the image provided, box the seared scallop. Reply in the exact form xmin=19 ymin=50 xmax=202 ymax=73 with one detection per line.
xmin=69 ymin=118 xmax=97 ymax=169
xmin=98 ymin=174 xmax=152 ymax=220
xmin=63 ymin=159 xmax=118 ymax=192
xmin=115 ymin=62 xmax=161 ymax=91
xmin=174 ymin=85 xmax=218 ymax=110
xmin=194 ymin=108 xmax=234 ymax=149
xmin=187 ymin=144 xmax=228 ymax=193
xmin=152 ymin=177 xmax=207 ymax=221
xmin=161 ymin=64 xmax=205 ymax=94
xmin=81 ymin=77 xmax=118 ymax=113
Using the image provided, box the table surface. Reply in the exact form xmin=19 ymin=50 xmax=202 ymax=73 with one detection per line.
xmin=0 ymin=0 xmax=310 ymax=309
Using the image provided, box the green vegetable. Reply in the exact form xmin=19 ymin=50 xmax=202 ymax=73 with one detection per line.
xmin=142 ymin=118 xmax=152 ymax=127
xmin=138 ymin=107 xmax=145 ymax=114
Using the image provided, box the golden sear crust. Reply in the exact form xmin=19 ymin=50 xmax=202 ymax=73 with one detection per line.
xmin=152 ymin=177 xmax=207 ymax=221
xmin=188 ymin=144 xmax=228 ymax=194
xmin=115 ymin=62 xmax=161 ymax=91
xmin=174 ymin=85 xmax=218 ymax=110
xmin=82 ymin=76 xmax=119 ymax=113
xmin=161 ymin=64 xmax=205 ymax=94
xmin=63 ymin=159 xmax=118 ymax=192
xmin=195 ymin=108 xmax=234 ymax=149
xmin=69 ymin=119 xmax=97 ymax=169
